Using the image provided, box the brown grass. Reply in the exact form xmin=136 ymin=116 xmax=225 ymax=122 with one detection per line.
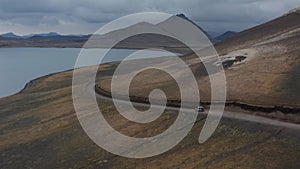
xmin=1 ymin=65 xmax=299 ymax=169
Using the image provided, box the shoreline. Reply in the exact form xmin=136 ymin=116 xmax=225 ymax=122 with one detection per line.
xmin=0 ymin=68 xmax=75 ymax=99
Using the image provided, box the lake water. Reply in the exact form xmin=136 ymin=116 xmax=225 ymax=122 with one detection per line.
xmin=0 ymin=48 xmax=171 ymax=98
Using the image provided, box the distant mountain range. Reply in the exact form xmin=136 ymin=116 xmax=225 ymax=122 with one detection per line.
xmin=0 ymin=32 xmax=92 ymax=48
xmin=0 ymin=30 xmax=225 ymax=41
xmin=0 ymin=32 xmax=22 ymax=39
xmin=0 ymin=32 xmax=90 ymax=39
xmin=0 ymin=14 xmax=235 ymax=49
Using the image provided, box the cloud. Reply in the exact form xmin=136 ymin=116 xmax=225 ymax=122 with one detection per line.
xmin=0 ymin=0 xmax=299 ymax=35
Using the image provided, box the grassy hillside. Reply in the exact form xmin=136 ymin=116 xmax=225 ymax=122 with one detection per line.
xmin=1 ymin=65 xmax=300 ymax=169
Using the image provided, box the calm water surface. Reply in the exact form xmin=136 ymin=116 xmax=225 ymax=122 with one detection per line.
xmin=0 ymin=48 xmax=170 ymax=98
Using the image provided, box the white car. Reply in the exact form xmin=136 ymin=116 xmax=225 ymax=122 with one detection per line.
xmin=195 ymin=105 xmax=205 ymax=112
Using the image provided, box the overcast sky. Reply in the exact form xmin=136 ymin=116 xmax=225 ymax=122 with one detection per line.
xmin=0 ymin=0 xmax=299 ymax=36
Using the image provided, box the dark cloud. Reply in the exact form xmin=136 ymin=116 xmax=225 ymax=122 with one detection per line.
xmin=0 ymin=0 xmax=299 ymax=36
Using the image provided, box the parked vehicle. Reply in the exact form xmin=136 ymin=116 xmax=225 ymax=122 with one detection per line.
xmin=195 ymin=105 xmax=205 ymax=112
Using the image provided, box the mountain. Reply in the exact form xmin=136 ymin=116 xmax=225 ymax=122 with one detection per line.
xmin=25 ymin=32 xmax=89 ymax=39
xmin=175 ymin=14 xmax=215 ymax=43
xmin=0 ymin=32 xmax=22 ymax=39
xmin=0 ymin=14 xmax=213 ymax=53
xmin=0 ymin=32 xmax=87 ymax=40
xmin=0 ymin=32 xmax=91 ymax=48
xmin=84 ymin=14 xmax=214 ymax=54
xmin=28 ymin=34 xmax=86 ymax=40
xmin=215 ymin=31 xmax=237 ymax=41
xmin=31 ymin=32 xmax=59 ymax=37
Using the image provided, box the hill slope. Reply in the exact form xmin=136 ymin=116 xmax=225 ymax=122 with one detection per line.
xmin=1 ymin=65 xmax=299 ymax=169
xmin=215 ymin=10 xmax=300 ymax=53
xmin=214 ymin=9 xmax=300 ymax=108
xmin=97 ymin=7 xmax=300 ymax=118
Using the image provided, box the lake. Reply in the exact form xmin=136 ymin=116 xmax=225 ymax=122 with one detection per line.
xmin=0 ymin=48 xmax=171 ymax=98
